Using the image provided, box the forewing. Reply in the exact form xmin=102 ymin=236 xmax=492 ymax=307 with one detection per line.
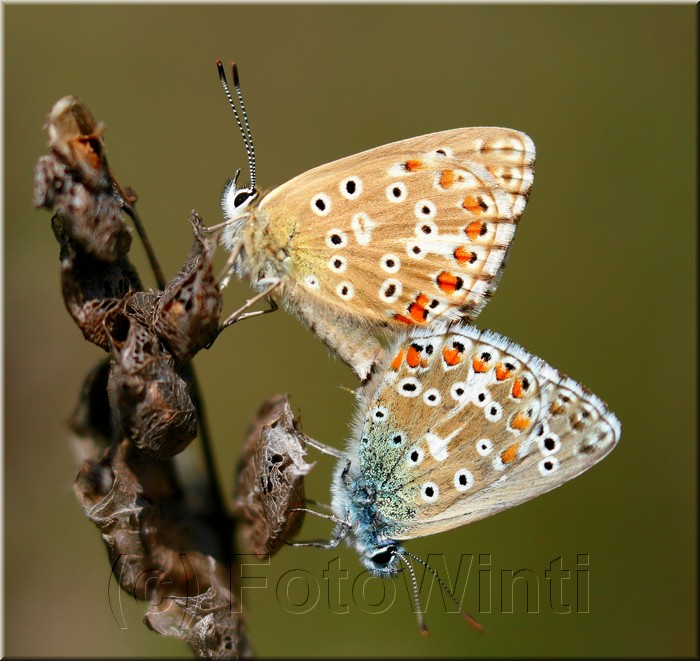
xmin=355 ymin=325 xmax=620 ymax=540
xmin=259 ymin=128 xmax=535 ymax=327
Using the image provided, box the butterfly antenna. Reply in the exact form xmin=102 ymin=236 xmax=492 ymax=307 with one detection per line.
xmin=402 ymin=549 xmax=483 ymax=633
xmin=216 ymin=60 xmax=256 ymax=190
xmin=396 ymin=551 xmax=429 ymax=637
xmin=231 ymin=62 xmax=256 ymax=190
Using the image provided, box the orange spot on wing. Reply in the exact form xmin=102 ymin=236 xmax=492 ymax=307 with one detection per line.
xmin=406 ymin=345 xmax=421 ymax=368
xmin=463 ymin=196 xmax=483 ymax=215
xmin=394 ymin=314 xmax=415 ymax=325
xmin=420 ymin=358 xmax=429 ymax=368
xmin=501 ymin=443 xmax=520 ymax=464
xmin=472 ymin=356 xmax=489 ymax=373
xmin=439 ymin=169 xmax=455 ymax=188
xmin=512 ymin=378 xmax=524 ymax=398
xmin=495 ymin=362 xmax=513 ymax=381
xmin=404 ymin=159 xmax=422 ymax=172
xmin=437 ymin=271 xmax=463 ymax=294
xmin=454 ymin=246 xmax=476 ymax=265
xmin=465 ymin=220 xmax=486 ymax=240
xmin=510 ymin=414 xmax=531 ymax=431
xmin=390 ymin=349 xmax=404 ymax=370
xmin=442 ymin=347 xmax=462 ymax=366
xmin=408 ymin=294 xmax=430 ymax=323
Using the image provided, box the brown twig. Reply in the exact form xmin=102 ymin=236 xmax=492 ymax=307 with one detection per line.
xmin=35 ymin=96 xmax=245 ymax=657
xmin=35 ymin=94 xmax=313 ymax=657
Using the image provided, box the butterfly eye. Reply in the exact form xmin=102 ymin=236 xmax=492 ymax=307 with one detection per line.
xmin=221 ymin=181 xmax=257 ymax=220
xmin=370 ymin=545 xmax=397 ymax=567
xmin=234 ymin=189 xmax=255 ymax=208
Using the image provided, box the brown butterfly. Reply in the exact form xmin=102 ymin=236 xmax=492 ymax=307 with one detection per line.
xmin=214 ymin=62 xmax=535 ymax=380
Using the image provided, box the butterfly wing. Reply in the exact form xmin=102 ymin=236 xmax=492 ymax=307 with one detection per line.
xmin=351 ymin=324 xmax=620 ymax=540
xmin=257 ymin=128 xmax=535 ymax=328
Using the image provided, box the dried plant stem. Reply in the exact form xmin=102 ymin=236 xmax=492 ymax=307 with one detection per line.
xmin=120 ymin=200 xmax=167 ymax=290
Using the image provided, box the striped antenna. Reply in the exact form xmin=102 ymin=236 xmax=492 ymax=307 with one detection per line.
xmin=401 ymin=549 xmax=483 ymax=633
xmin=216 ymin=60 xmax=256 ymax=190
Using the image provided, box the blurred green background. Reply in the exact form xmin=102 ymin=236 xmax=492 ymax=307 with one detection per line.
xmin=4 ymin=4 xmax=696 ymax=658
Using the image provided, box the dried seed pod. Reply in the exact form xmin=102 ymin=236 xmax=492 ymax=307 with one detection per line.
xmin=106 ymin=312 xmax=197 ymax=459
xmin=233 ymin=395 xmax=314 ymax=558
xmin=34 ymin=96 xmax=132 ymax=262
xmin=145 ymin=556 xmax=251 ymax=659
xmin=75 ymin=441 xmax=224 ymax=605
xmin=35 ymin=155 xmax=132 ymax=261
xmin=68 ymin=359 xmax=114 ymax=463
xmin=51 ymin=216 xmax=141 ymax=350
xmin=154 ymin=212 xmax=222 ymax=362
xmin=44 ymin=95 xmax=109 ymax=191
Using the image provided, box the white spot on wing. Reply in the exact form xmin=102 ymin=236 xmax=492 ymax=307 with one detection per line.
xmin=420 ymin=482 xmax=439 ymax=502
xmin=339 ymin=176 xmax=363 ymax=200
xmin=454 ymin=469 xmax=474 ymax=492
xmin=397 ymin=377 xmax=422 ymax=398
xmin=538 ymin=456 xmax=560 ymax=475
xmin=379 ymin=278 xmax=402 ymax=302
xmin=414 ymin=199 xmax=437 ymax=219
xmin=425 ymin=427 xmax=461 ymax=461
xmin=310 ymin=193 xmax=331 ymax=216
xmin=351 ymin=213 xmax=376 ymax=246
xmin=407 ymin=447 xmax=424 ymax=466
xmin=476 ymin=438 xmax=493 ymax=456
xmin=335 ymin=282 xmax=355 ymax=300
xmin=380 ymin=254 xmax=401 ymax=273
xmin=386 ymin=182 xmax=408 ymax=203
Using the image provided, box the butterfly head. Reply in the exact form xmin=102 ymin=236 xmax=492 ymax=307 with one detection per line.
xmin=361 ymin=542 xmax=404 ymax=577
xmin=218 ymin=169 xmax=258 ymax=251
xmin=221 ymin=169 xmax=258 ymax=222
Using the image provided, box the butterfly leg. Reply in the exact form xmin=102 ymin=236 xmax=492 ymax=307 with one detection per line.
xmin=220 ymin=278 xmax=280 ymax=329
xmin=286 ymin=513 xmax=350 ymax=549
xmin=217 ymin=238 xmax=244 ymax=289
xmin=303 ymin=498 xmax=334 ymax=513
xmin=304 ymin=436 xmax=348 ymax=460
